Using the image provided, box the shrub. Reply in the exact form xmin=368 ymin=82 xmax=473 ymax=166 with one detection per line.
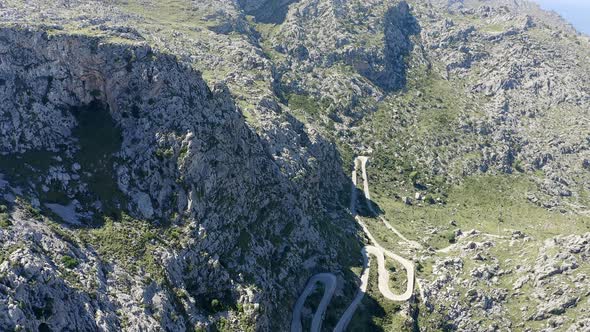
xmin=61 ymin=255 xmax=79 ymax=269
xmin=211 ymin=299 xmax=222 ymax=312
xmin=512 ymin=159 xmax=525 ymax=173
xmin=416 ymin=261 xmax=424 ymax=272
xmin=179 ymin=146 xmax=189 ymax=161
xmin=155 ymin=148 xmax=174 ymax=160
xmin=0 ymin=213 xmax=11 ymax=228
xmin=409 ymin=171 xmax=419 ymax=185
xmin=216 ymin=318 xmax=231 ymax=332
xmin=48 ymin=222 xmax=76 ymax=244
xmin=17 ymin=198 xmax=42 ymax=220
xmin=445 ymin=231 xmax=456 ymax=244
xmin=287 ymin=93 xmax=321 ymax=117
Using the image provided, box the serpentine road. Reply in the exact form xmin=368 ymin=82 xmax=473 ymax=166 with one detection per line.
xmin=357 ymin=157 xmax=423 ymax=250
xmin=291 ymin=157 xmax=416 ymax=332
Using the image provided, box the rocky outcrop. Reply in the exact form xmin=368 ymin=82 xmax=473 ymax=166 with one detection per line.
xmin=238 ymin=0 xmax=299 ymax=24
xmin=0 ymin=27 xmax=272 ymax=224
xmin=422 ymin=232 xmax=590 ymax=331
xmin=415 ymin=0 xmax=590 ymax=204
xmin=363 ymin=1 xmax=420 ymax=91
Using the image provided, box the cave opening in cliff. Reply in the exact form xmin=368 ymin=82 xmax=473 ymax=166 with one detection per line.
xmin=70 ymin=100 xmax=126 ymax=219
xmin=0 ymin=98 xmax=126 ymax=224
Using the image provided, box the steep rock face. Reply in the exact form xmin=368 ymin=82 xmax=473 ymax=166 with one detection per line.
xmin=0 ymin=211 xmax=121 ymax=332
xmin=237 ymin=0 xmax=299 ymax=24
xmin=364 ymin=1 xmax=420 ymax=91
xmin=0 ymin=27 xmax=276 ymax=224
xmin=0 ymin=0 xmax=356 ymax=219
xmin=0 ymin=27 xmax=340 ymax=331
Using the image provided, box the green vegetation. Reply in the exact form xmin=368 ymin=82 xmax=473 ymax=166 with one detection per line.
xmin=247 ymin=18 xmax=285 ymax=62
xmin=361 ymin=70 xmax=485 ymax=198
xmin=512 ymin=159 xmax=525 ymax=173
xmin=301 ymin=283 xmax=325 ymax=331
xmin=214 ymin=317 xmax=232 ymax=332
xmin=155 ymin=148 xmax=174 ymax=160
xmin=313 ymin=214 xmax=363 ymax=268
xmin=0 ymin=205 xmax=10 ymax=228
xmin=190 ymin=288 xmax=238 ymax=316
xmin=360 ymin=64 xmax=590 ymax=251
xmin=17 ymin=197 xmax=42 ymax=220
xmin=47 ymin=221 xmax=76 ymax=244
xmin=445 ymin=231 xmax=456 ymax=244
xmin=409 ymin=171 xmax=419 ymax=185
xmin=240 ymin=107 xmax=260 ymax=128
xmin=1 ymin=2 xmax=587 ymax=331
xmin=78 ymin=214 xmax=166 ymax=283
xmin=287 ymin=93 xmax=321 ymax=117
xmin=210 ymin=299 xmax=222 ymax=312
xmin=0 ymin=213 xmax=11 ymax=228
xmin=178 ymin=145 xmax=189 ymax=161
xmin=370 ymin=173 xmax=589 ymax=249
xmin=481 ymin=23 xmax=506 ymax=34
xmin=61 ymin=255 xmax=79 ymax=269
xmin=119 ymin=0 xmax=216 ymax=31
xmin=385 ymin=260 xmax=407 ymax=295
xmin=420 ymin=231 xmax=590 ymax=331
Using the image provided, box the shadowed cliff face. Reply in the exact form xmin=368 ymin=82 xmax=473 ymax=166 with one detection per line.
xmin=351 ymin=1 xmax=421 ymax=92
xmin=298 ymin=0 xmax=423 ymax=94
xmin=238 ymin=0 xmax=300 ymax=24
xmin=379 ymin=1 xmax=421 ymax=91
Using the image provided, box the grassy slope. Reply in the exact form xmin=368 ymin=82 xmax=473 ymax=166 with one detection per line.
xmin=370 ymin=174 xmax=589 ymax=249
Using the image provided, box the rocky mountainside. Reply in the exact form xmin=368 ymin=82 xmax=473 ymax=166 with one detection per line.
xmin=0 ymin=21 xmax=357 ymax=332
xmin=0 ymin=0 xmax=589 ymax=331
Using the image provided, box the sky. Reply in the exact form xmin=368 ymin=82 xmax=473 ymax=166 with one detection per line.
xmin=532 ymin=0 xmax=590 ymax=35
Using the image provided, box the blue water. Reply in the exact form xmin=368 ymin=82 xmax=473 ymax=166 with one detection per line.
xmin=532 ymin=0 xmax=590 ymax=35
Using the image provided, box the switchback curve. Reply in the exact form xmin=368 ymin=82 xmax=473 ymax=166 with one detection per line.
xmin=290 ymin=157 xmax=416 ymax=332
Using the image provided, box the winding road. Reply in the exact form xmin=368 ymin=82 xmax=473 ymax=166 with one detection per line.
xmin=290 ymin=273 xmax=337 ymax=332
xmin=357 ymin=157 xmax=422 ymax=250
xmin=290 ymin=157 xmax=416 ymax=332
